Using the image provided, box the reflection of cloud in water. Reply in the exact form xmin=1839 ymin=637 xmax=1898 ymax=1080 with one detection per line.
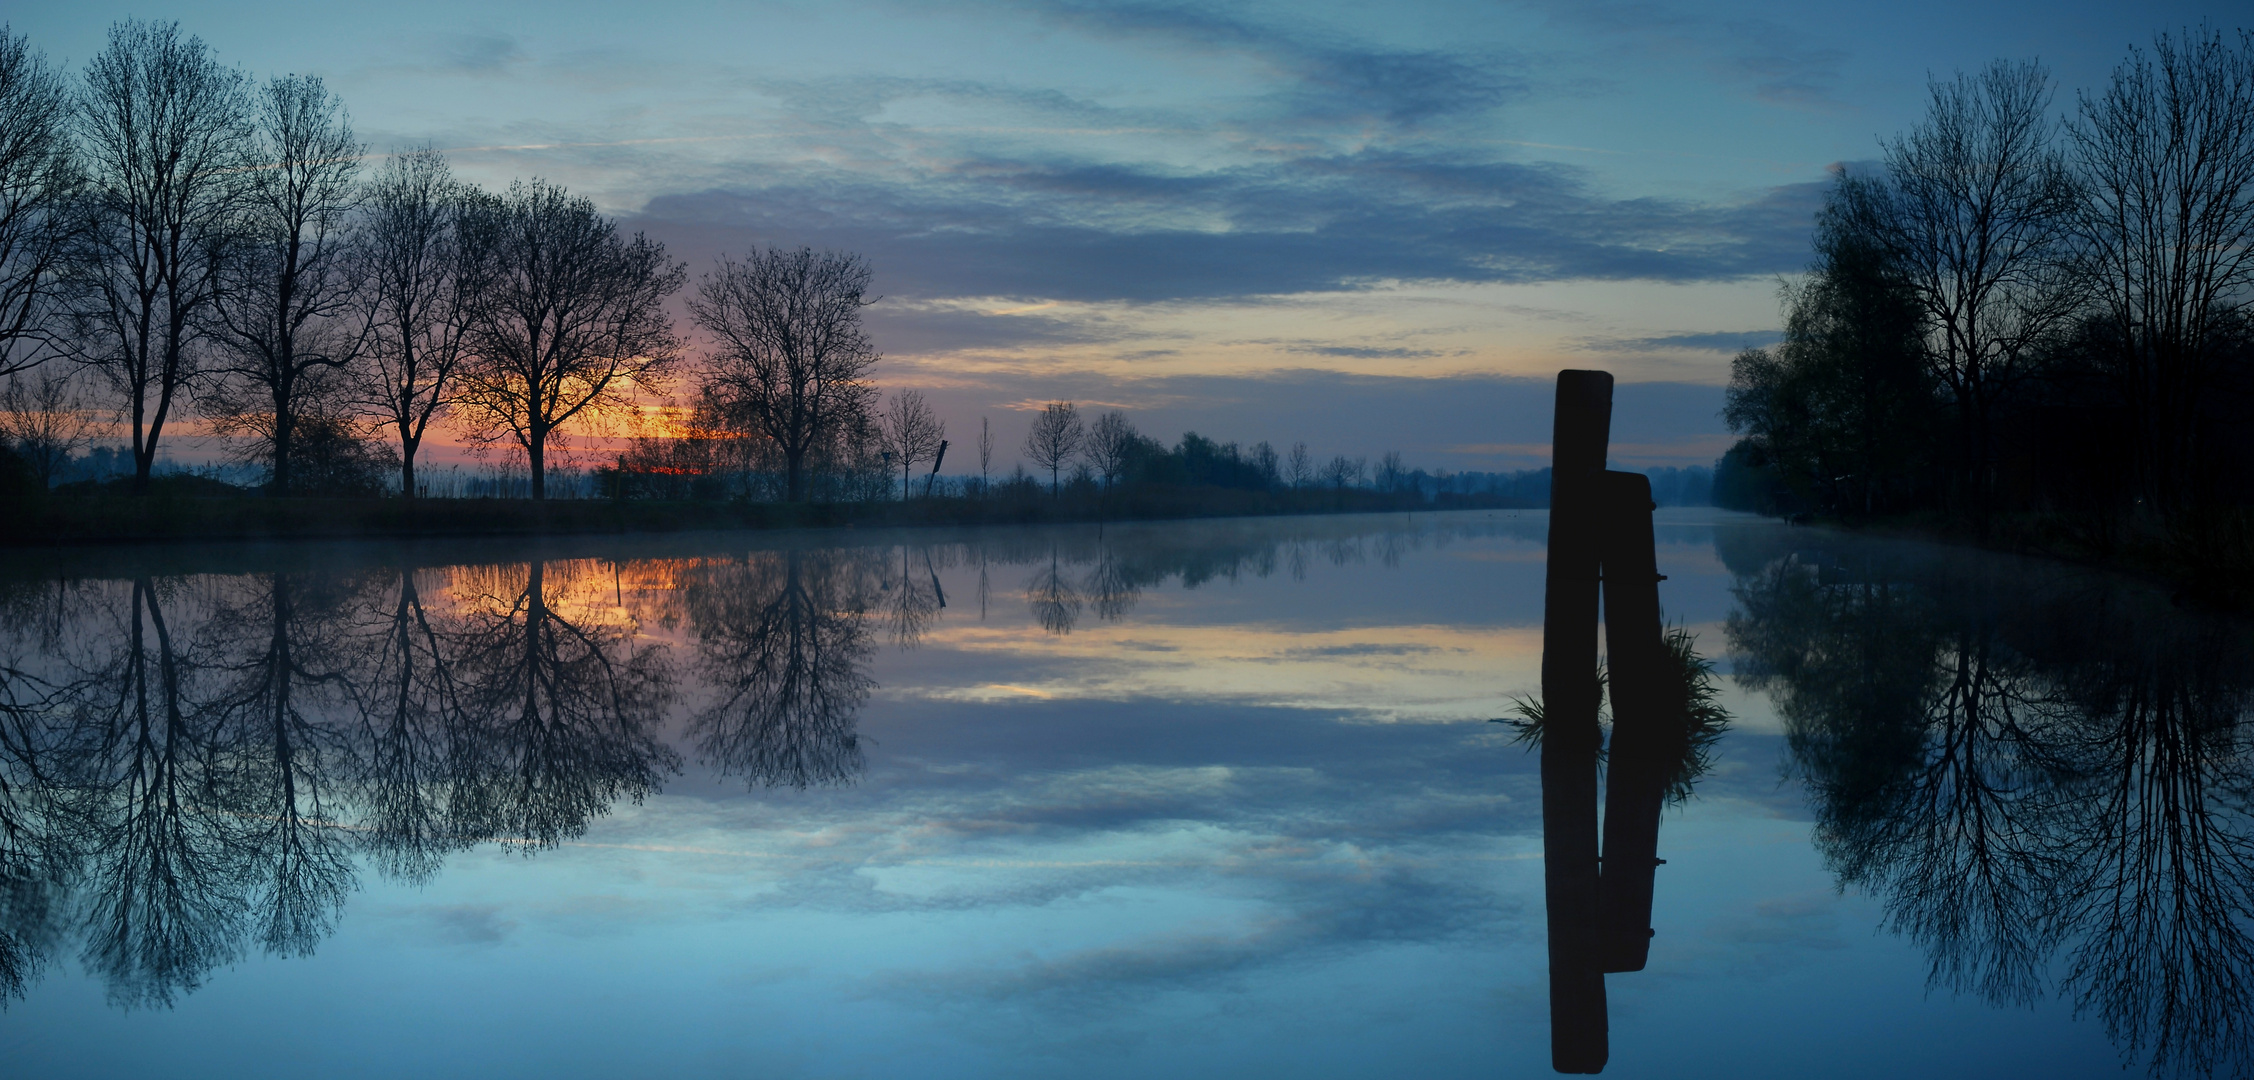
xmin=905 ymin=623 xmax=1538 ymax=724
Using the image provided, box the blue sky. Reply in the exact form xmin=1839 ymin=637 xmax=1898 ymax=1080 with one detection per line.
xmin=10 ymin=1 xmax=2234 ymax=469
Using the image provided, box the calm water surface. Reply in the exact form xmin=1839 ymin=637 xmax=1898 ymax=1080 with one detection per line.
xmin=0 ymin=510 xmax=2246 ymax=1078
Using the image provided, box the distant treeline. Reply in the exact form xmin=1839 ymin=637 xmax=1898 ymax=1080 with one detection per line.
xmin=0 ymin=20 xmax=1642 ymax=516
xmin=1716 ymin=28 xmax=2254 ymax=587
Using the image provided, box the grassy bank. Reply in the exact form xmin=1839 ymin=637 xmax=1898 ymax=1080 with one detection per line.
xmin=0 ymin=482 xmax=1516 ymax=547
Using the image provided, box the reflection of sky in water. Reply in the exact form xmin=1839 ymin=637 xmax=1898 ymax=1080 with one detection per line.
xmin=0 ymin=511 xmax=2131 ymax=1077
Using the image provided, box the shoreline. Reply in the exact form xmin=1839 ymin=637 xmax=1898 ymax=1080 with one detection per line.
xmin=0 ymin=487 xmax=1522 ymax=548
xmin=1781 ymin=508 xmax=2254 ymax=612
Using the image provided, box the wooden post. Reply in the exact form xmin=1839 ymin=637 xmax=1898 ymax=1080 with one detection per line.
xmin=1597 ymin=469 xmax=1666 ymax=974
xmin=1540 ymin=370 xmax=1611 ymax=1073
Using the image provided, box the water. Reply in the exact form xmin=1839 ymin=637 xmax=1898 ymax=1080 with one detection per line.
xmin=0 ymin=509 xmax=2244 ymax=1078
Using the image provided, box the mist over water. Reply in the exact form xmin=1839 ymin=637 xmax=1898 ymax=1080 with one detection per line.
xmin=0 ymin=510 xmax=2245 ymax=1078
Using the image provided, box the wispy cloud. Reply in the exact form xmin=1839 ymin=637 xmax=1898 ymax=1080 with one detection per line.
xmin=629 ymin=153 xmax=1827 ymax=303
xmin=1028 ymin=1 xmax=1525 ymax=127
xmin=434 ymin=32 xmax=525 ymax=75
xmin=1581 ymin=330 xmax=1783 ymax=353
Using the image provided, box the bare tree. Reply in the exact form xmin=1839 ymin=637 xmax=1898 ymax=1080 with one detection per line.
xmin=0 ymin=368 xmax=102 ymax=487
xmin=1083 ymin=409 xmax=1135 ymax=491
xmin=689 ymin=247 xmax=880 ymax=503
xmin=2070 ymin=28 xmax=2254 ymax=512
xmin=1022 ymin=401 xmax=1083 ymax=496
xmin=1287 ymin=441 xmax=1312 ymax=489
xmin=1841 ymin=59 xmax=2079 ymax=510
xmin=206 ymin=74 xmax=364 ymax=496
xmin=1375 ymin=450 xmax=1407 ymax=494
xmin=880 ymin=388 xmax=942 ymax=499
xmin=0 ymin=30 xmax=78 ymax=379
xmin=1325 ymin=453 xmax=1362 ymax=491
xmin=455 ymin=180 xmax=684 ymax=499
xmin=1251 ymin=440 xmax=1280 ymax=489
xmin=977 ymin=415 xmax=992 ymax=495
xmin=354 ymin=149 xmax=488 ymax=498
xmin=66 ymin=20 xmax=251 ymax=494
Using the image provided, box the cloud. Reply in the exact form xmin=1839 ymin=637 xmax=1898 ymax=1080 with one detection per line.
xmin=1583 ymin=330 xmax=1783 ymax=353
xmin=886 ymin=866 xmax=1514 ymax=1009
xmin=435 ymin=33 xmax=526 ymax=75
xmin=392 ymin=903 xmax=518 ymax=945
xmin=627 ymin=153 xmax=1828 ymax=304
xmin=1530 ymin=1 xmax=1854 ymax=108
xmin=1028 ymin=1 xmax=1525 ymax=127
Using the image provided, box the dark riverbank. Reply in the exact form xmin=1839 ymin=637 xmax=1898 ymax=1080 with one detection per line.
xmin=1806 ymin=507 xmax=2254 ymax=612
xmin=0 ymin=483 xmax=1520 ymax=547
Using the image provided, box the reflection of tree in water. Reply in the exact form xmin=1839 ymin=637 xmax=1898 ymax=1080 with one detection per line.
xmin=0 ymin=560 xmax=684 ymax=1009
xmin=681 ymin=550 xmax=876 ymax=789
xmin=0 ymin=512 xmax=1530 ymax=1009
xmin=879 ymin=546 xmax=945 ymax=649
xmin=0 ymin=579 xmax=89 ymax=1005
xmin=443 ymin=562 xmax=680 ymax=848
xmin=50 ymin=579 xmax=254 ymax=1008
xmin=202 ymin=574 xmax=366 ymax=960
xmin=1026 ymin=547 xmax=1083 ymax=635
xmin=1727 ymin=535 xmax=2254 ymax=1076
xmin=351 ymin=569 xmax=473 ymax=884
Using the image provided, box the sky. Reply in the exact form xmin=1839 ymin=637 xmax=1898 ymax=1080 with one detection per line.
xmin=9 ymin=1 xmax=2237 ymax=471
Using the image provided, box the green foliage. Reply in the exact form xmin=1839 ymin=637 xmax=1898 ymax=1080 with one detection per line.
xmin=1657 ymin=624 xmax=1731 ymax=804
xmin=1712 ymin=441 xmax=1782 ymax=513
xmin=1493 ymin=669 xmax=1608 ymax=752
xmin=1492 ymin=626 xmax=1731 ymax=806
xmin=1724 ymin=187 xmax=1942 ymax=519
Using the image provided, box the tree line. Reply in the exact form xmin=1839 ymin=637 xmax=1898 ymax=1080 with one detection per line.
xmin=2 ymin=20 xmax=1510 ymax=512
xmin=0 ymin=20 xmax=909 ymax=501
xmin=1717 ymin=27 xmax=2254 ymax=555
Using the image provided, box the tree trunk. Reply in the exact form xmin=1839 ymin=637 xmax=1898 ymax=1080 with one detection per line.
xmin=131 ymin=398 xmax=152 ymax=495
xmin=529 ymin=435 xmax=547 ymax=500
xmin=271 ymin=380 xmax=295 ymax=498
xmin=786 ymin=448 xmax=805 ymax=503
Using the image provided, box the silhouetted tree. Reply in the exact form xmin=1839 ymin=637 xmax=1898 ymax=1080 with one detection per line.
xmin=353 ymin=149 xmax=490 ymax=499
xmin=455 ymin=181 xmax=684 ymax=500
xmin=881 ymin=389 xmax=942 ymax=500
xmin=66 ymin=21 xmax=251 ymax=494
xmin=1725 ymin=202 xmax=1937 ymax=517
xmin=0 ymin=368 xmax=101 ymax=488
xmin=690 ymin=247 xmax=880 ymax=503
xmin=1838 ymin=59 xmax=2079 ymax=512
xmin=204 ymin=75 xmax=365 ymax=496
xmin=1022 ymin=401 xmax=1083 ymax=496
xmin=977 ymin=415 xmax=993 ymax=495
xmin=1084 ymin=410 xmax=1135 ymax=491
xmin=0 ymin=30 xmax=77 ymax=380
xmin=2069 ymin=28 xmax=2254 ymax=513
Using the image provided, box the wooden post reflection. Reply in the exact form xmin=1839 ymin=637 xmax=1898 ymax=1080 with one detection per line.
xmin=1540 ymin=370 xmax=1611 ymax=1073
xmin=1597 ymin=470 xmax=1665 ymax=974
